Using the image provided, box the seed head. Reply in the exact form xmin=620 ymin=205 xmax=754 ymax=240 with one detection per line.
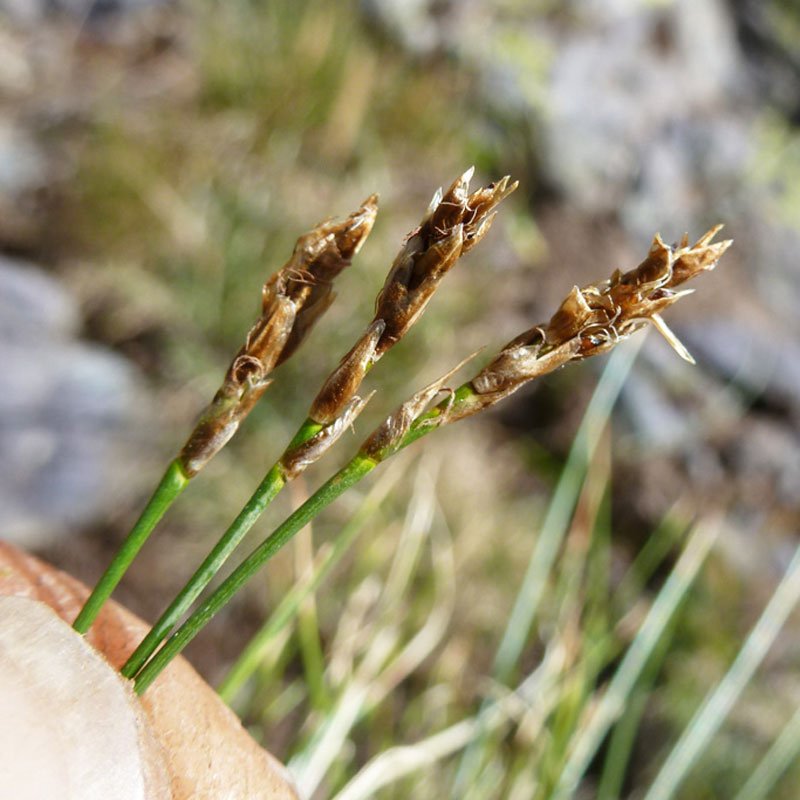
xmin=306 ymin=170 xmax=517 ymax=433
xmin=178 ymin=196 xmax=378 ymax=476
xmin=310 ymin=320 xmax=386 ymax=425
xmin=453 ymin=225 xmax=732 ymax=422
xmin=276 ymin=194 xmax=379 ymax=365
xmin=373 ymin=168 xmax=517 ymax=354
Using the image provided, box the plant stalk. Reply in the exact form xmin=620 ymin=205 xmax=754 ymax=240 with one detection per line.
xmin=132 ymin=380 xmax=488 ymax=691
xmin=133 ymin=454 xmax=377 ymax=693
xmin=124 ymin=387 xmax=475 ymax=677
xmin=73 ymin=460 xmax=190 ymax=634
xmin=121 ymin=463 xmax=286 ymax=677
xmin=131 ymin=241 xmax=725 ymax=689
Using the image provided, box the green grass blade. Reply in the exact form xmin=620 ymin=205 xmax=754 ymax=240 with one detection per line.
xmin=217 ymin=461 xmax=404 ymax=703
xmin=613 ymin=500 xmax=693 ymax=608
xmin=289 ymin=464 xmax=449 ymax=796
xmin=644 ymin=539 xmax=800 ymax=800
xmin=553 ymin=519 xmax=720 ymax=799
xmin=295 ymin=533 xmax=330 ymax=711
xmin=733 ymin=703 xmax=800 ymax=800
xmin=596 ymin=688 xmax=650 ymax=800
xmin=331 ymin=642 xmax=567 ymax=800
xmin=452 ymin=339 xmax=642 ymax=794
xmin=493 ymin=338 xmax=643 ymax=686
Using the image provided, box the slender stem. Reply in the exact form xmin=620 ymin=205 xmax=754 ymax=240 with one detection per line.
xmin=297 ymin=586 xmax=330 ymax=710
xmin=121 ymin=464 xmax=286 ymax=677
xmin=216 ymin=468 xmax=395 ymax=702
xmin=133 ymin=381 xmax=487 ymax=691
xmin=124 ymin=378 xmax=470 ymax=677
xmin=73 ymin=460 xmax=190 ymax=634
xmin=399 ymin=384 xmax=481 ymax=452
xmin=122 ymin=418 xmax=322 ymax=678
xmin=133 ymin=454 xmax=377 ymax=694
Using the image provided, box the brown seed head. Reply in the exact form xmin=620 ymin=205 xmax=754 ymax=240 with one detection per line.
xmin=464 ymin=225 xmax=732 ymax=413
xmin=461 ymin=176 xmax=518 ymax=254
xmin=309 ymin=320 xmax=385 ymax=425
xmin=307 ymin=171 xmax=517 ymax=438
xmin=669 ymin=224 xmax=729 ymax=286
xmin=276 ymin=194 xmax=379 ymax=365
xmin=178 ymin=196 xmax=378 ymax=476
xmin=373 ymin=169 xmax=517 ymax=355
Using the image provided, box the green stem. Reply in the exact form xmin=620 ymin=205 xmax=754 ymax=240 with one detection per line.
xmin=399 ymin=384 xmax=481 ymax=452
xmin=216 ymin=471 xmax=389 ymax=702
xmin=133 ymin=381 xmax=481 ymax=691
xmin=133 ymin=454 xmax=377 ymax=694
xmin=122 ymin=419 xmax=322 ymax=678
xmin=73 ymin=459 xmax=190 ymax=634
xmin=297 ymin=590 xmax=330 ymax=710
xmin=121 ymin=464 xmax=286 ymax=677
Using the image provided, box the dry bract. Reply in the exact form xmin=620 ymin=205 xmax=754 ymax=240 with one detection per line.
xmin=373 ymin=169 xmax=518 ymax=355
xmin=359 ymin=225 xmax=732 ymax=448
xmin=361 ymin=351 xmax=481 ymax=461
xmin=310 ymin=320 xmax=386 ymax=426
xmin=281 ymin=392 xmax=375 ymax=480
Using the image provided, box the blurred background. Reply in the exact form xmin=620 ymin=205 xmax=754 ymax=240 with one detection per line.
xmin=1 ymin=1 xmax=799 ymax=798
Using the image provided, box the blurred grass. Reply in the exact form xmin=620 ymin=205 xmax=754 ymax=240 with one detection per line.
xmin=38 ymin=1 xmax=800 ymax=797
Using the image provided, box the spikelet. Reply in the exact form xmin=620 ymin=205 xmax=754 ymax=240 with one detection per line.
xmin=367 ymin=225 xmax=733 ymax=447
xmin=373 ymin=168 xmax=517 ymax=355
xmin=459 ymin=225 xmax=733 ymax=418
xmin=361 ymin=352 xmax=481 ymax=462
xmin=309 ymin=169 xmax=517 ymax=425
xmin=179 ymin=196 xmax=378 ymax=476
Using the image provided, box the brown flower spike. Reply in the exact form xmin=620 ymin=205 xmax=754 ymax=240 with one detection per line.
xmin=179 ymin=196 xmax=378 ymax=476
xmin=373 ymin=167 xmax=517 ymax=355
xmin=361 ymin=225 xmax=732 ymax=459
xmin=309 ymin=168 xmax=517 ymax=426
xmin=467 ymin=225 xmax=732 ymax=416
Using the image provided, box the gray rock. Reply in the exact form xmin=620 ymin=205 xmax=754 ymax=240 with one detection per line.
xmin=360 ymin=0 xmax=482 ymax=57
xmin=728 ymin=417 xmax=800 ymax=508
xmin=0 ymin=256 xmax=80 ymax=341
xmin=0 ymin=258 xmax=144 ymax=546
xmin=619 ymin=367 xmax=693 ymax=451
xmin=680 ymin=319 xmax=800 ymax=415
xmin=0 ymin=118 xmax=49 ymax=248
xmin=621 ymin=115 xmax=754 ymax=242
xmin=540 ymin=0 xmax=742 ymax=215
xmin=0 ymin=118 xmax=47 ymax=197
xmin=0 ymin=0 xmax=169 ymax=24
xmin=746 ymin=219 xmax=800 ymax=332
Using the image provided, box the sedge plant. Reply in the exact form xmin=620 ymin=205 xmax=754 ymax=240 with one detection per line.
xmin=126 ymin=195 xmax=731 ymax=693
xmin=120 ymin=168 xmax=517 ymax=678
xmin=73 ymin=196 xmax=380 ymax=633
